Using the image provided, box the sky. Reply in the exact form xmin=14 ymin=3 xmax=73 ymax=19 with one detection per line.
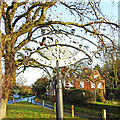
xmin=19 ymin=1 xmax=119 ymax=86
xmin=2 ymin=0 xmax=118 ymax=86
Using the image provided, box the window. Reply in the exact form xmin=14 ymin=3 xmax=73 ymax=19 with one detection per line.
xmin=83 ymin=92 xmax=85 ymax=96
xmin=97 ymin=82 xmax=102 ymax=88
xmin=94 ymin=75 xmax=98 ymax=79
xmin=67 ymin=74 xmax=70 ymax=77
xmin=80 ymin=81 xmax=84 ymax=88
xmin=91 ymin=82 xmax=95 ymax=88
xmin=69 ymin=81 xmax=73 ymax=87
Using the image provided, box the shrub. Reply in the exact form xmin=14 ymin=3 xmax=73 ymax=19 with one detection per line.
xmin=95 ymin=89 xmax=105 ymax=102
xmin=106 ymin=87 xmax=120 ymax=100
xmin=32 ymin=77 xmax=49 ymax=97
xmin=63 ymin=89 xmax=95 ymax=105
xmin=113 ymin=88 xmax=120 ymax=100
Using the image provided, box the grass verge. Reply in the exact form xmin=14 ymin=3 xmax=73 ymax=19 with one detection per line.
xmin=35 ymin=97 xmax=120 ymax=119
xmin=5 ymin=101 xmax=87 ymax=119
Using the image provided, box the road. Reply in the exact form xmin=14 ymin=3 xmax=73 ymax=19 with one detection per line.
xmin=8 ymin=96 xmax=102 ymax=120
xmin=7 ymin=96 xmax=36 ymax=104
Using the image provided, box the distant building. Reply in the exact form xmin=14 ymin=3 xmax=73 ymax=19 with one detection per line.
xmin=63 ymin=68 xmax=105 ymax=97
xmin=49 ymin=67 xmax=105 ymax=101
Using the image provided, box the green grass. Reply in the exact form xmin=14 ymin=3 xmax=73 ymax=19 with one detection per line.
xmin=64 ymin=104 xmax=101 ymax=117
xmin=6 ymin=101 xmax=56 ymax=118
xmin=5 ymin=101 xmax=87 ymax=119
xmin=92 ymin=101 xmax=120 ymax=106
xmin=34 ymin=97 xmax=99 ymax=117
xmin=35 ymin=97 xmax=99 ymax=117
xmin=35 ymin=97 xmax=120 ymax=119
xmin=64 ymin=103 xmax=120 ymax=119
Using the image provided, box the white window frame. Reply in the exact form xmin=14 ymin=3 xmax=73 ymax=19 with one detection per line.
xmin=80 ymin=81 xmax=84 ymax=88
xmin=91 ymin=82 xmax=95 ymax=88
xmin=97 ymin=82 xmax=102 ymax=88
xmin=94 ymin=75 xmax=98 ymax=79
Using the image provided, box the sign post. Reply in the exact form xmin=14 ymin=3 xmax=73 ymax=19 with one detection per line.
xmin=56 ymin=60 xmax=64 ymax=119
xmin=47 ymin=46 xmax=70 ymax=119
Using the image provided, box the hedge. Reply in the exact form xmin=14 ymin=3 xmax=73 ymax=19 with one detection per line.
xmin=63 ymin=89 xmax=95 ymax=105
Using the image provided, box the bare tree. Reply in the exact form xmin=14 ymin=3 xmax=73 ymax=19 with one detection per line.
xmin=0 ymin=1 xmax=119 ymax=119
xmin=101 ymin=45 xmax=120 ymax=89
xmin=16 ymin=75 xmax=27 ymax=86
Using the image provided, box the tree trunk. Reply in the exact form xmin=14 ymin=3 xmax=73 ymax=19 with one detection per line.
xmin=0 ymin=45 xmax=3 ymax=119
xmin=0 ymin=47 xmax=2 ymax=119
xmin=1 ymin=49 xmax=16 ymax=119
xmin=0 ymin=7 xmax=3 ymax=119
xmin=1 ymin=99 xmax=8 ymax=119
xmin=1 ymin=69 xmax=16 ymax=119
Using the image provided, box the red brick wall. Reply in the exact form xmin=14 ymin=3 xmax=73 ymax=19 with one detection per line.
xmin=61 ymin=68 xmax=105 ymax=96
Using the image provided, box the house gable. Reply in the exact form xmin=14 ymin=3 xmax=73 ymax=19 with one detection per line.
xmin=63 ymin=68 xmax=105 ymax=96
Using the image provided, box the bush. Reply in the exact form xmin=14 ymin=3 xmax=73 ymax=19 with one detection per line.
xmin=32 ymin=77 xmax=49 ymax=97
xmin=63 ymin=89 xmax=95 ymax=105
xmin=41 ymin=94 xmax=50 ymax=100
xmin=95 ymin=89 xmax=105 ymax=102
xmin=96 ymin=93 xmax=105 ymax=102
xmin=106 ymin=87 xmax=120 ymax=100
xmin=113 ymin=88 xmax=120 ymax=100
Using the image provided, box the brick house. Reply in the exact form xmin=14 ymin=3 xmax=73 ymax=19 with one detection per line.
xmin=50 ymin=67 xmax=105 ymax=101
xmin=61 ymin=67 xmax=105 ymax=97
